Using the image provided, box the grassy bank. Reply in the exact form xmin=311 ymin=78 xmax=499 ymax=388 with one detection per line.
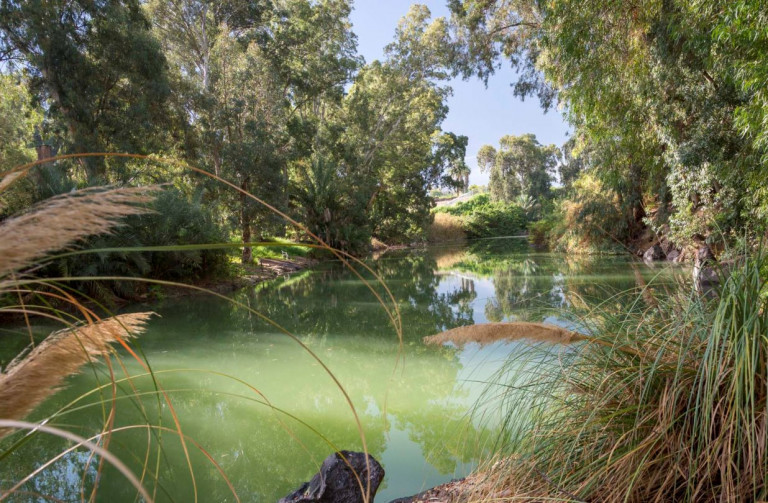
xmin=463 ymin=253 xmax=768 ymax=502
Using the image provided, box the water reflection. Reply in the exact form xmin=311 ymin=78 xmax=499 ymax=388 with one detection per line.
xmin=1 ymin=239 xmax=685 ymax=502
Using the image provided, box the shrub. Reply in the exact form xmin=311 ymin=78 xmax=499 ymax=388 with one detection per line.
xmin=464 ymin=204 xmax=526 ymax=238
xmin=47 ymin=188 xmax=230 ymax=299
xmin=433 ymin=194 xmax=527 ymax=239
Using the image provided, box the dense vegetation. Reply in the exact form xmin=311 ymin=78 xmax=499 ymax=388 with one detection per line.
xmin=444 ymin=0 xmax=768 ymax=254
xmin=433 ymin=193 xmax=528 ymax=239
xmin=0 ymin=0 xmax=470 ymax=296
xmin=3 ymin=0 xmax=768 ymax=501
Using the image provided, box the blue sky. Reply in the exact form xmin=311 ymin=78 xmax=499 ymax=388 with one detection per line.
xmin=349 ymin=0 xmax=571 ymax=186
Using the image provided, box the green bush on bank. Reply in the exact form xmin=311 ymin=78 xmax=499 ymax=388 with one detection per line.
xmin=433 ymin=194 xmax=527 ymax=238
xmin=46 ymin=188 xmax=230 ymax=300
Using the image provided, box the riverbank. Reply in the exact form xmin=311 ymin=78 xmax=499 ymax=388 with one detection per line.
xmin=147 ymin=255 xmax=318 ymax=300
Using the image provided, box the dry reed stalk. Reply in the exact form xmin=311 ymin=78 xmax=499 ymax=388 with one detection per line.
xmin=0 ymin=171 xmax=23 ymax=194
xmin=429 ymin=213 xmax=466 ymax=243
xmin=0 ymin=186 xmax=155 ymax=276
xmin=424 ymin=322 xmax=584 ymax=347
xmin=0 ymin=312 xmax=153 ymax=438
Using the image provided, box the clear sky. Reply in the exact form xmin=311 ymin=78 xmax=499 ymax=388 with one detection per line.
xmin=349 ymin=0 xmax=571 ymax=186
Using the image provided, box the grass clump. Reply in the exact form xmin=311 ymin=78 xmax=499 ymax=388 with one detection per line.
xmin=429 ymin=212 xmax=466 ymax=242
xmin=481 ymin=253 xmax=768 ymax=502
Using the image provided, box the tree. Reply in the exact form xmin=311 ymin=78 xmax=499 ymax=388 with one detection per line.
xmin=447 ymin=0 xmax=762 ymax=245
xmin=480 ymin=134 xmax=558 ymax=204
xmin=433 ymin=132 xmax=470 ymax=193
xmin=477 ymin=144 xmax=497 ymax=175
xmin=149 ymin=0 xmax=362 ymax=260
xmin=336 ymin=5 xmax=463 ymax=245
xmin=558 ymin=137 xmax=583 ymax=190
xmin=0 ymin=0 xmax=171 ymax=183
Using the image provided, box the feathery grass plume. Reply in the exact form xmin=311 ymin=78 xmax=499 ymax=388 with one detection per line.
xmin=0 ymin=312 xmax=153 ymax=439
xmin=476 ymin=252 xmax=768 ymax=502
xmin=0 ymin=186 xmax=155 ymax=276
xmin=424 ymin=322 xmax=583 ymax=347
xmin=0 ymin=171 xmax=23 ymax=194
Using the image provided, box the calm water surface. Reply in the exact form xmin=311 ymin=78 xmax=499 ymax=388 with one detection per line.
xmin=3 ymin=239 xmax=685 ymax=502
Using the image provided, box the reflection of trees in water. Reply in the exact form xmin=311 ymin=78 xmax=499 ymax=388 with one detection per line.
xmin=5 ymin=246 xmax=681 ymax=501
xmin=3 ymin=253 xmax=487 ymax=502
xmin=453 ymin=239 xmax=676 ymax=322
xmin=239 ymin=253 xmax=476 ymax=340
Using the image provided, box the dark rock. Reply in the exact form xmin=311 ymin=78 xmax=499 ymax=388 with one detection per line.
xmin=643 ymin=244 xmax=666 ymax=262
xmin=666 ymin=249 xmax=680 ymax=262
xmin=659 ymin=237 xmax=674 ymax=255
xmin=693 ymin=245 xmax=719 ymax=296
xmin=279 ymin=451 xmax=385 ymax=503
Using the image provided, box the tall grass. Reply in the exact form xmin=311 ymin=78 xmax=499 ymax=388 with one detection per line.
xmin=474 ymin=253 xmax=768 ymax=502
xmin=0 ymin=154 xmax=400 ymax=502
xmin=429 ymin=213 xmax=466 ymax=242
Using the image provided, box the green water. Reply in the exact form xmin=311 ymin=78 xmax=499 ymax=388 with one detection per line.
xmin=1 ymin=239 xmax=686 ymax=502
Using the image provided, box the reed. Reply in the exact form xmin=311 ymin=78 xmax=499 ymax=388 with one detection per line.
xmin=424 ymin=322 xmax=583 ymax=347
xmin=429 ymin=212 xmax=466 ymax=242
xmin=0 ymin=185 xmax=155 ymax=277
xmin=0 ymin=156 xmax=392 ymax=503
xmin=470 ymin=252 xmax=768 ymax=502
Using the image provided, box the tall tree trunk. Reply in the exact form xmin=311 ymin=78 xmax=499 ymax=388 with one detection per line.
xmin=627 ymin=162 xmax=646 ymax=239
xmin=241 ymin=176 xmax=252 ymax=264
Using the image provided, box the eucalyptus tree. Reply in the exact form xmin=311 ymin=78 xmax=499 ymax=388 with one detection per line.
xmin=148 ymin=0 xmax=360 ymax=260
xmin=446 ymin=0 xmax=764 ymax=244
xmin=0 ymin=0 xmax=171 ymax=184
xmin=478 ymin=134 xmax=557 ymax=204
xmin=338 ymin=5 xmax=463 ymax=244
xmin=433 ymin=132 xmax=470 ymax=193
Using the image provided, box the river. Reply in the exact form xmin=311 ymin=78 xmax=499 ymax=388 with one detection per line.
xmin=2 ymin=238 xmax=685 ymax=502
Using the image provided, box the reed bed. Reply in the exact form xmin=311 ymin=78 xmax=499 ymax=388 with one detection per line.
xmin=469 ymin=254 xmax=768 ymax=502
xmin=429 ymin=213 xmax=466 ymax=243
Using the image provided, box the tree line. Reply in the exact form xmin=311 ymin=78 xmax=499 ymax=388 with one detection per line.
xmin=0 ymin=0 xmax=470 ymax=280
xmin=445 ymin=0 xmax=768 ymax=252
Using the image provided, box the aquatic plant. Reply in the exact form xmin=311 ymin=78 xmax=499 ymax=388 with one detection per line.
xmin=473 ymin=253 xmax=768 ymax=502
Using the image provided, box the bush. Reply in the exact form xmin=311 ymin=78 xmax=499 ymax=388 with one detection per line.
xmin=464 ymin=204 xmax=526 ymax=238
xmin=433 ymin=194 xmax=527 ymax=239
xmin=533 ymin=173 xmax=628 ymax=254
xmin=428 ymin=212 xmax=466 ymax=242
xmin=48 ymin=188 xmax=230 ymax=300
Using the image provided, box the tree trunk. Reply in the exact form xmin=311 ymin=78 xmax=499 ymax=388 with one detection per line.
xmin=241 ymin=177 xmax=252 ymax=264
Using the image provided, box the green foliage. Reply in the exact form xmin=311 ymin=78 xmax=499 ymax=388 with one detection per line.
xmin=435 ymin=194 xmax=527 ymax=238
xmin=463 ymin=204 xmax=526 ymax=239
xmin=0 ymin=74 xmax=39 ymax=171
xmin=537 ymin=173 xmax=628 ymax=254
xmin=434 ymin=193 xmax=492 ymax=216
xmin=447 ymin=0 xmax=768 ymax=249
xmin=291 ymin=158 xmax=370 ymax=253
xmin=0 ymin=0 xmax=172 ymax=183
xmin=47 ymin=188 xmax=229 ymax=300
xmin=477 ymin=134 xmax=558 ymax=206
